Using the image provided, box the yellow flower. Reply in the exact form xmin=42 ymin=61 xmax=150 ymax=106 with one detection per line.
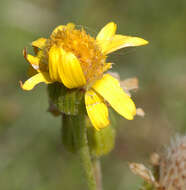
xmin=21 ymin=22 xmax=148 ymax=130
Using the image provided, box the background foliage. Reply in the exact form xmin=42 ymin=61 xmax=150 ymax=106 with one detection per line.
xmin=0 ymin=0 xmax=186 ymax=189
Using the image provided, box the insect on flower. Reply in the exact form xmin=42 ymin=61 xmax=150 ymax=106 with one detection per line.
xmin=21 ymin=22 xmax=148 ymax=130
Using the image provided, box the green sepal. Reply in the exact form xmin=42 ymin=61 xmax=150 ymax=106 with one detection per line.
xmin=47 ymin=82 xmax=84 ymax=115
xmin=87 ymin=123 xmax=116 ymax=157
xmin=47 ymin=82 xmax=62 ymax=104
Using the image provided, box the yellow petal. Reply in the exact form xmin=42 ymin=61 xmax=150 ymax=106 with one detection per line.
xmin=32 ymin=38 xmax=47 ymax=49
xmin=92 ymin=74 xmax=136 ymax=120
xmin=24 ymin=50 xmax=47 ymax=72
xmin=102 ymin=34 xmax=149 ymax=54
xmin=27 ymin=54 xmax=40 ymax=70
xmin=20 ymin=72 xmax=52 ymax=91
xmin=58 ymin=48 xmax=86 ymax=89
xmin=96 ymin=22 xmax=117 ymax=42
xmin=48 ymin=45 xmax=62 ymax=82
xmin=23 ymin=48 xmax=46 ymax=71
xmin=27 ymin=65 xmax=38 ymax=77
xmin=103 ymin=62 xmax=113 ymax=72
xmin=85 ymin=89 xmax=109 ymax=130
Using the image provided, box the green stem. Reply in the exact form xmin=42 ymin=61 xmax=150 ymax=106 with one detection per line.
xmin=62 ymin=114 xmax=97 ymax=190
xmin=78 ymin=126 xmax=97 ymax=190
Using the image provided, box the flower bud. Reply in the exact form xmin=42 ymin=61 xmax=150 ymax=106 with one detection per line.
xmin=87 ymin=123 xmax=116 ymax=157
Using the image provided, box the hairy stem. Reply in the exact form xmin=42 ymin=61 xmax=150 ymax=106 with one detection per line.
xmin=62 ymin=114 xmax=97 ymax=190
xmin=78 ymin=130 xmax=97 ymax=190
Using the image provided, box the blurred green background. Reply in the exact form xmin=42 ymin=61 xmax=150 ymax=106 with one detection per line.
xmin=0 ymin=0 xmax=186 ymax=189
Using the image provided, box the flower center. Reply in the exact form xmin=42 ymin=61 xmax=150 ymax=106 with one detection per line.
xmin=48 ymin=26 xmax=106 ymax=85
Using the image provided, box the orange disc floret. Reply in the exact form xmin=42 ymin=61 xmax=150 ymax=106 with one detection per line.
xmin=48 ymin=25 xmax=106 ymax=85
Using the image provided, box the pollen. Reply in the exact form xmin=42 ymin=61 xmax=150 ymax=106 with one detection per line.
xmin=47 ymin=25 xmax=106 ymax=85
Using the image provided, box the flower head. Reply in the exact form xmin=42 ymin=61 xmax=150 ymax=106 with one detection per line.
xmin=21 ymin=22 xmax=148 ymax=130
